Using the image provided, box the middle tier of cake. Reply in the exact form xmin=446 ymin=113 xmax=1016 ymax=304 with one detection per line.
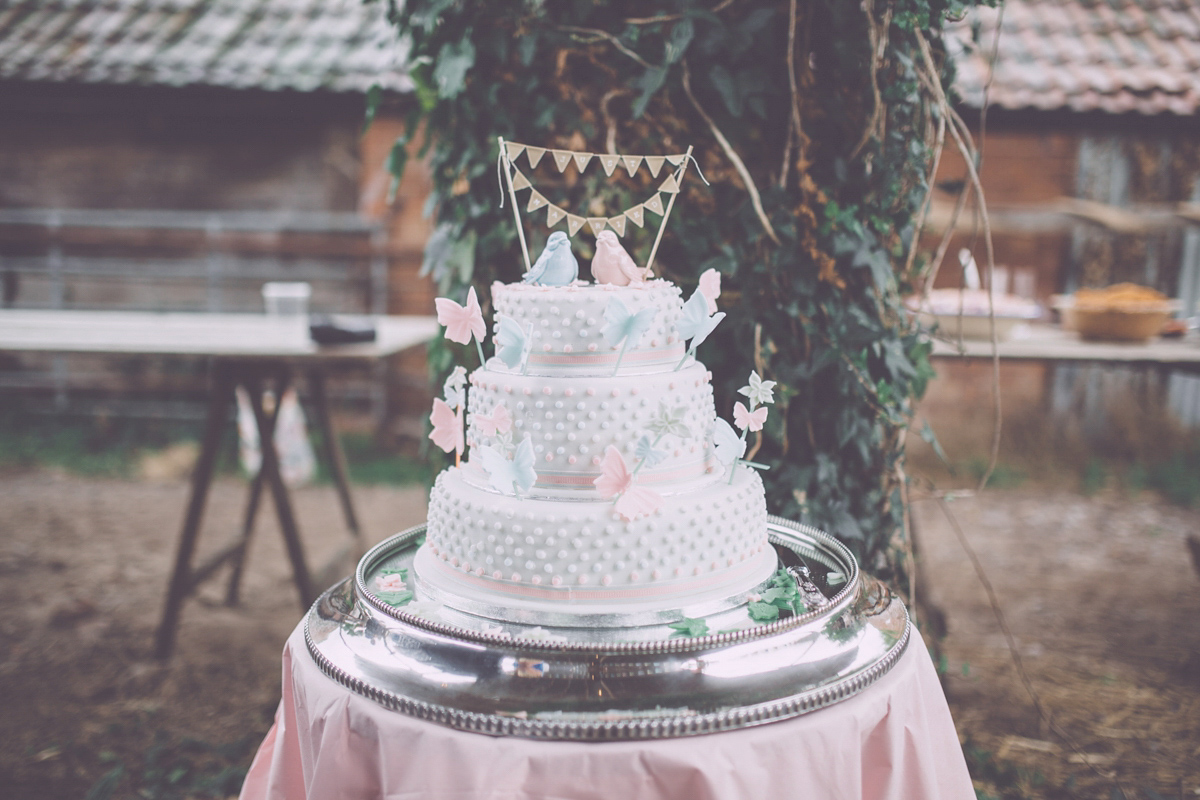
xmin=466 ymin=360 xmax=716 ymax=497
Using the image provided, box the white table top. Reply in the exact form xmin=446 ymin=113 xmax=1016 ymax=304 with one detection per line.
xmin=0 ymin=309 xmax=439 ymax=361
xmin=931 ymin=324 xmax=1200 ymax=366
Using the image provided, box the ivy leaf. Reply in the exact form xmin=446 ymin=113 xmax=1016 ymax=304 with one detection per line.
xmin=708 ymin=64 xmax=741 ymax=117
xmin=748 ymin=601 xmax=780 ymax=622
xmin=920 ymin=421 xmax=952 ymax=471
xmin=433 ymin=38 xmax=476 ymax=99
xmin=665 ymin=19 xmax=694 ymax=64
xmin=632 ymin=65 xmax=667 ymax=118
xmin=362 ymin=83 xmax=382 ymax=135
xmin=385 ymin=136 xmax=409 ymax=203
xmin=668 ymin=616 xmax=709 ymax=637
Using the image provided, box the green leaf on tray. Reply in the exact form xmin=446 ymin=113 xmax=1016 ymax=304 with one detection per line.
xmin=748 ymin=601 xmax=780 ymax=622
xmin=376 ymin=590 xmax=414 ymax=607
xmin=668 ymin=617 xmax=710 ymax=637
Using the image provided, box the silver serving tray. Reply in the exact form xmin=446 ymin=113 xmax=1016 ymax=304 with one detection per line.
xmin=304 ymin=517 xmax=909 ymax=740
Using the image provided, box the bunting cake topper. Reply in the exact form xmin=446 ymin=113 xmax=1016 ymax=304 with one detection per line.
xmin=497 ymin=136 xmax=706 ymax=278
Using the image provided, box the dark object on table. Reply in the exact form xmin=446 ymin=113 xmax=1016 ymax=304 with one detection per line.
xmin=310 ymin=315 xmax=377 ymax=345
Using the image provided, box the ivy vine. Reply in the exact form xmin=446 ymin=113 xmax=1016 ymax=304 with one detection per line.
xmin=378 ymin=0 xmax=989 ymax=584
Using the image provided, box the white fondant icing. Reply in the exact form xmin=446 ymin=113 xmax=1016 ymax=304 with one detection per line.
xmin=492 ymin=280 xmax=684 ymax=376
xmin=465 ymin=361 xmax=716 ymax=496
xmin=423 ymin=465 xmax=770 ymax=599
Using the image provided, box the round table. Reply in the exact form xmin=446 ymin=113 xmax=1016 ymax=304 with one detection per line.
xmin=239 ymin=621 xmax=972 ymax=800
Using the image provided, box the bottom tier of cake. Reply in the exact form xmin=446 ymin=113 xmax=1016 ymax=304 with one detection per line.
xmin=413 ymin=465 xmax=777 ymax=622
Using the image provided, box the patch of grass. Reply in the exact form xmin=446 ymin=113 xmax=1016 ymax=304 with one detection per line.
xmin=1081 ymin=458 xmax=1107 ymax=496
xmin=312 ymin=431 xmax=428 ymax=486
xmin=0 ymin=403 xmax=426 ymax=486
xmin=963 ymin=738 xmax=1043 ymax=800
xmin=82 ymin=732 xmax=254 ymax=800
xmin=1144 ymin=443 xmax=1200 ymax=508
xmin=966 ymin=459 xmax=1027 ymax=490
xmin=0 ymin=404 xmax=210 ymax=478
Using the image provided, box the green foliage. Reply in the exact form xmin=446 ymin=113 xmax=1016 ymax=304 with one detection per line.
xmin=383 ymin=0 xmax=981 ymax=579
xmin=1145 ymin=440 xmax=1200 ymax=507
xmin=667 ymin=616 xmax=710 ymax=637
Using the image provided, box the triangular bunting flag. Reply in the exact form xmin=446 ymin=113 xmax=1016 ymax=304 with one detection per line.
xmin=644 ymin=156 xmax=666 ymax=178
xmin=607 ymin=215 xmax=627 ymax=236
xmin=666 ymin=154 xmax=686 ymax=165
xmin=572 ymin=152 xmax=594 ymax=172
xmin=599 ymin=155 xmax=620 ymax=176
xmin=505 ymin=142 xmax=526 ymax=163
xmin=587 ymin=217 xmax=608 ymax=235
xmin=624 ymin=205 xmax=646 ymax=228
xmin=527 ymin=191 xmax=548 ymax=212
xmin=658 ymin=173 xmax=680 ymax=194
xmin=525 ymin=147 xmax=546 ymax=169
xmin=552 ymin=150 xmax=573 ymax=172
xmin=511 ymin=170 xmax=531 ymax=191
xmin=622 ymin=156 xmax=643 ymax=177
xmin=567 ymin=215 xmax=587 ymax=236
xmin=546 ymin=205 xmax=566 ymax=228
xmin=644 ymin=193 xmax=665 ymax=216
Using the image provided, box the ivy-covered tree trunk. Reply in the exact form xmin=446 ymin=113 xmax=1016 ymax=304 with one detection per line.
xmin=383 ymin=0 xmax=974 ymax=585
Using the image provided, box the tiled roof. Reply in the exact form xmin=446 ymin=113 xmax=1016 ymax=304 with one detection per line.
xmin=0 ymin=0 xmax=410 ymax=93
xmin=947 ymin=0 xmax=1200 ymax=115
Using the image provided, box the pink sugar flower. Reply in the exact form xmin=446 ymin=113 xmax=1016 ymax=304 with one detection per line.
xmin=698 ymin=268 xmax=721 ymax=314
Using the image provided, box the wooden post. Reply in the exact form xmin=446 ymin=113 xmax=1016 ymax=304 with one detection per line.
xmin=499 ymin=137 xmax=533 ymax=274
xmin=645 ymin=145 xmax=693 ymax=277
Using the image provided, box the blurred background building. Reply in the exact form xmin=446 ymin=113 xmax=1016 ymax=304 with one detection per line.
xmin=925 ymin=0 xmax=1200 ymax=447
xmin=0 ymin=0 xmax=432 ymax=443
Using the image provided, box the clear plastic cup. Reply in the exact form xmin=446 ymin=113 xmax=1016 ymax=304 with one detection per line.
xmin=262 ymin=282 xmax=311 ymax=316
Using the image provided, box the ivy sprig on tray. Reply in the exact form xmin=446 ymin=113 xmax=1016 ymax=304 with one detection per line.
xmin=747 ymin=569 xmax=808 ymax=623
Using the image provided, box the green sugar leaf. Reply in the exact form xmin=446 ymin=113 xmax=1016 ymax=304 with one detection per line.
xmin=668 ymin=617 xmax=710 ymax=637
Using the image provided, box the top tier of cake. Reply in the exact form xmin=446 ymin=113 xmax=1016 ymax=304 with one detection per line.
xmin=491 ymin=279 xmax=685 ymax=377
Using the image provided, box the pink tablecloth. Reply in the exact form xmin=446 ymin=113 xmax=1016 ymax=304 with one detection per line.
xmin=240 ymin=623 xmax=973 ymax=800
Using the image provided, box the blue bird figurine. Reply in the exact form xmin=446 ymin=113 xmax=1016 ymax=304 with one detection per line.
xmin=523 ymin=231 xmax=578 ymax=286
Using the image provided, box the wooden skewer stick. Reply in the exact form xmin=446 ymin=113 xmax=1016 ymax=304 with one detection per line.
xmin=644 ymin=144 xmax=693 ymax=277
xmin=498 ymin=136 xmax=532 ymax=274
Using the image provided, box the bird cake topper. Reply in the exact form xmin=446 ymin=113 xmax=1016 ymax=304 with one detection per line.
xmin=496 ymin=136 xmax=707 ymax=281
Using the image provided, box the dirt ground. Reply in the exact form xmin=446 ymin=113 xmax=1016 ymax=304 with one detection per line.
xmin=1 ymin=467 xmax=1198 ymax=799
xmin=912 ymin=489 xmax=1200 ymax=799
xmin=0 ymin=468 xmax=427 ymax=799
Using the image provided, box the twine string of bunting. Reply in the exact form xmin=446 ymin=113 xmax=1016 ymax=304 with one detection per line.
xmin=498 ymin=140 xmax=699 ymax=239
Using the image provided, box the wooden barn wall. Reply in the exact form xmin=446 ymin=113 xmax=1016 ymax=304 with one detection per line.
xmin=0 ymin=83 xmax=436 ymax=442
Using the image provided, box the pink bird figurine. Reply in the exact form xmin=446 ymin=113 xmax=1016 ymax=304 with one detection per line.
xmin=591 ymin=231 xmax=646 ymax=286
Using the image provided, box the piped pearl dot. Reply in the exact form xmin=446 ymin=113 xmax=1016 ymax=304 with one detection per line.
xmin=545 ymin=453 xmax=554 ymax=462
xmin=542 ymin=386 xmax=552 ymax=395
xmin=592 ymin=456 xmax=602 ymax=465
xmin=650 ymin=339 xmax=658 ymax=347
xmin=587 ymin=343 xmax=598 ymax=351
xmin=577 ymin=575 xmax=589 ymax=585
xmin=524 ymin=388 xmax=532 ymax=395
xmin=564 ymin=388 xmax=574 ymax=397
xmin=611 ymin=389 xmax=619 ymax=397
xmin=504 ymin=385 xmax=513 ymax=393
xmin=563 ymin=344 xmax=572 ymax=353
xmin=630 ymin=387 xmax=639 ymax=395
xmin=551 ymin=575 xmax=562 ymax=586
xmin=630 ymin=571 xmax=640 ymax=582
xmin=601 ymin=575 xmax=612 ymax=586
xmin=586 ymin=388 xmax=596 ymax=396
xmin=511 ymin=573 xmax=521 ymax=582
xmin=568 ymin=456 xmax=577 ymax=465
xmin=651 ymin=569 xmax=662 ymax=580
xmin=542 ymin=343 xmax=552 ymax=351
xmin=493 ymin=570 xmax=502 ymax=578
xmin=531 ymin=576 xmax=542 ymax=585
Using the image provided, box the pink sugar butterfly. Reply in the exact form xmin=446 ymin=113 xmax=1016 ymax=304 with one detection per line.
xmin=593 ymin=445 xmax=663 ymax=521
xmin=698 ymin=268 xmax=721 ymax=315
xmin=475 ymin=403 xmax=512 ymax=437
xmin=435 ymin=286 xmax=486 ymax=347
xmin=428 ymin=398 xmax=464 ymax=456
xmin=733 ymin=401 xmax=768 ymax=433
